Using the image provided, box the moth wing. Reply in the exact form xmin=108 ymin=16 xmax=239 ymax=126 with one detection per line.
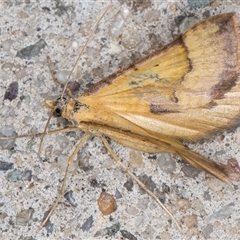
xmin=85 ymin=13 xmax=240 ymax=141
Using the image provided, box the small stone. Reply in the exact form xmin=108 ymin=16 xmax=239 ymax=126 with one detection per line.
xmin=120 ymin=230 xmax=137 ymax=240
xmin=157 ymin=153 xmax=176 ymax=174
xmin=121 ymin=28 xmax=141 ymax=50
xmin=2 ymin=39 xmax=14 ymax=52
xmin=56 ymin=135 xmax=69 ymax=149
xmin=16 ymin=208 xmax=34 ymax=226
xmin=105 ymin=222 xmax=120 ymax=237
xmin=67 ymin=81 xmax=80 ymax=94
xmin=136 ymin=197 xmax=149 ymax=210
xmin=115 ymin=188 xmax=122 ymax=199
xmin=182 ymin=163 xmax=201 ymax=179
xmin=202 ymin=224 xmax=213 ymax=239
xmin=187 ymin=0 xmax=211 ymax=10
xmin=4 ymin=82 xmax=18 ymax=101
xmin=126 ymin=206 xmax=138 ymax=215
xmin=64 ymin=190 xmax=78 ymax=208
xmin=192 ymin=199 xmax=205 ymax=213
xmin=207 ymin=177 xmax=225 ymax=191
xmin=0 ymin=160 xmax=14 ymax=171
xmin=97 ymin=191 xmax=117 ymax=215
xmin=22 ymin=169 xmax=32 ymax=181
xmin=143 ymin=10 xmax=161 ymax=23
xmin=209 ymin=202 xmax=235 ymax=220
xmin=159 ymin=231 xmax=171 ymax=240
xmin=110 ymin=12 xmax=125 ymax=38
xmin=6 ymin=169 xmax=23 ymax=182
xmin=182 ymin=214 xmax=198 ymax=228
xmin=55 ymin=70 xmax=70 ymax=85
xmin=16 ymin=39 xmax=47 ymax=59
xmin=203 ymin=191 xmax=211 ymax=201
xmin=129 ymin=149 xmax=144 ymax=168
xmin=80 ymin=215 xmax=93 ymax=232
xmin=138 ymin=174 xmax=156 ymax=192
xmin=124 ymin=179 xmax=133 ymax=191
xmin=179 ymin=16 xmax=199 ymax=33
xmin=176 ymin=198 xmax=191 ymax=211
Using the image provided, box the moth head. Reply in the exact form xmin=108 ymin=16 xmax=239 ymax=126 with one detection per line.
xmin=43 ymin=96 xmax=68 ymax=117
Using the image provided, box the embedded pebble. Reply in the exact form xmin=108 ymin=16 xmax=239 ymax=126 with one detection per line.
xmin=55 ymin=70 xmax=70 ymax=85
xmin=159 ymin=231 xmax=171 ymax=240
xmin=16 ymin=208 xmax=34 ymax=226
xmin=16 ymin=39 xmax=47 ymax=59
xmin=207 ymin=177 xmax=225 ymax=191
xmin=157 ymin=153 xmax=176 ymax=174
xmin=203 ymin=190 xmax=211 ymax=201
xmin=121 ymin=28 xmax=141 ymax=50
xmin=181 ymin=163 xmax=201 ymax=179
xmin=80 ymin=215 xmax=93 ymax=232
xmin=141 ymin=225 xmax=155 ymax=239
xmin=64 ymin=190 xmax=78 ymax=208
xmin=187 ymin=0 xmax=211 ymax=9
xmin=126 ymin=206 xmax=138 ymax=215
xmin=15 ymin=68 xmax=28 ymax=79
xmin=56 ymin=135 xmax=69 ymax=149
xmin=129 ymin=149 xmax=144 ymax=168
xmin=136 ymin=197 xmax=149 ymax=210
xmin=187 ymin=227 xmax=200 ymax=238
xmin=143 ymin=9 xmax=161 ymax=23
xmin=78 ymin=154 xmax=92 ymax=171
xmin=182 ymin=214 xmax=198 ymax=228
xmin=138 ymin=174 xmax=156 ymax=192
xmin=115 ymin=188 xmax=122 ymax=199
xmin=202 ymin=224 xmax=214 ymax=239
xmin=120 ymin=230 xmax=137 ymax=240
xmin=57 ymin=154 xmax=70 ymax=172
xmin=97 ymin=191 xmax=117 ymax=215
xmin=67 ymin=81 xmax=80 ymax=94
xmin=4 ymin=81 xmax=18 ymax=101
xmin=124 ymin=0 xmax=151 ymax=12
xmin=17 ymin=10 xmax=29 ymax=19
xmin=209 ymin=202 xmax=235 ymax=220
xmin=176 ymin=198 xmax=191 ymax=211
xmin=192 ymin=199 xmax=205 ymax=213
xmin=0 ymin=160 xmax=14 ymax=171
xmin=124 ymin=179 xmax=133 ymax=191
xmin=2 ymin=39 xmax=14 ymax=52
xmin=22 ymin=169 xmax=32 ymax=181
xmin=105 ymin=222 xmax=120 ymax=237
xmin=6 ymin=169 xmax=23 ymax=182
xmin=179 ymin=16 xmax=199 ymax=33
xmin=1 ymin=62 xmax=14 ymax=71
xmin=110 ymin=12 xmax=126 ymax=38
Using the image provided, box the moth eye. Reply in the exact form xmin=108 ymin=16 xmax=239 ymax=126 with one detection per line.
xmin=54 ymin=107 xmax=62 ymax=117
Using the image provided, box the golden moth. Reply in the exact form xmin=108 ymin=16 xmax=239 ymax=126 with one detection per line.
xmin=46 ymin=13 xmax=240 ymax=183
xmin=1 ymin=10 xmax=240 ymax=236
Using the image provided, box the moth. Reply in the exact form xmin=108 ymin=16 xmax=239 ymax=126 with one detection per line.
xmin=2 ymin=11 xmax=240 ymax=235
xmin=46 ymin=12 xmax=240 ymax=183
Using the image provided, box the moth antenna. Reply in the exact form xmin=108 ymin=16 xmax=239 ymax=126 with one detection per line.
xmin=100 ymin=135 xmax=184 ymax=235
xmin=61 ymin=4 xmax=112 ymax=99
xmin=39 ymin=5 xmax=111 ymax=155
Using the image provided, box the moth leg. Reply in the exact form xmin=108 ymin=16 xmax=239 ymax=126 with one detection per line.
xmin=38 ymin=133 xmax=90 ymax=232
xmin=100 ymin=135 xmax=184 ymax=234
